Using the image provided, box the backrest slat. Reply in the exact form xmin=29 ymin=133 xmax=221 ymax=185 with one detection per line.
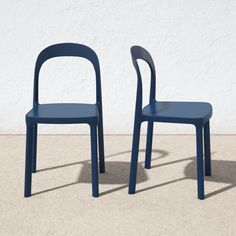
xmin=33 ymin=43 xmax=102 ymax=107
xmin=130 ymin=46 xmax=156 ymax=116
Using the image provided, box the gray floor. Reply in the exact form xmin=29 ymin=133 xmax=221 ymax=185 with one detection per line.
xmin=0 ymin=135 xmax=235 ymax=235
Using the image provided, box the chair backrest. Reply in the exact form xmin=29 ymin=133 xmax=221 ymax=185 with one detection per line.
xmin=33 ymin=43 xmax=102 ymax=107
xmin=130 ymin=46 xmax=156 ymax=116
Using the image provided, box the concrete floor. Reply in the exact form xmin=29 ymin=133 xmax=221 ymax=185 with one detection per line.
xmin=0 ymin=135 xmax=235 ymax=235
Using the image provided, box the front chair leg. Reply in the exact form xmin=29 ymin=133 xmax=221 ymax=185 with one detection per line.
xmin=24 ymin=124 xmax=34 ymax=197
xmin=204 ymin=121 xmax=211 ymax=176
xmin=145 ymin=121 xmax=154 ymax=169
xmin=196 ymin=125 xmax=205 ymax=200
xmin=98 ymin=119 xmax=105 ymax=173
xmin=90 ymin=124 xmax=99 ymax=197
xmin=32 ymin=124 xmax=38 ymax=173
xmin=128 ymin=121 xmax=141 ymax=194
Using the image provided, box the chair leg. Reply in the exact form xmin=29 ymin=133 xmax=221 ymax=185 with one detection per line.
xmin=145 ymin=121 xmax=154 ymax=169
xmin=90 ymin=124 xmax=99 ymax=197
xmin=24 ymin=124 xmax=33 ymax=197
xmin=196 ymin=126 xmax=205 ymax=200
xmin=128 ymin=121 xmax=141 ymax=194
xmin=204 ymin=121 xmax=211 ymax=176
xmin=32 ymin=124 xmax=38 ymax=173
xmin=98 ymin=119 xmax=105 ymax=173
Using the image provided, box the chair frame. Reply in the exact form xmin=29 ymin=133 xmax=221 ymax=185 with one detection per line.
xmin=128 ymin=46 xmax=212 ymax=200
xmin=24 ymin=43 xmax=105 ymax=198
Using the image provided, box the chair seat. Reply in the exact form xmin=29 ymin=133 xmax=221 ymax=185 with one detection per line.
xmin=26 ymin=103 xmax=99 ymax=124
xmin=142 ymin=101 xmax=212 ymax=125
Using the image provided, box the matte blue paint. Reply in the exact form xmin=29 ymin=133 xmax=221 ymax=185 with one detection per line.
xmin=24 ymin=43 xmax=105 ymax=198
xmin=196 ymin=126 xmax=204 ymax=200
xmin=145 ymin=121 xmax=153 ymax=169
xmin=90 ymin=124 xmax=99 ymax=197
xmin=31 ymin=124 xmax=37 ymax=173
xmin=24 ymin=125 xmax=33 ymax=197
xmin=128 ymin=46 xmax=212 ymax=200
xmin=204 ymin=121 xmax=211 ymax=176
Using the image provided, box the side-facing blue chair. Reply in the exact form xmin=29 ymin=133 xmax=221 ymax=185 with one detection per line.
xmin=24 ymin=43 xmax=105 ymax=198
xmin=128 ymin=46 xmax=212 ymax=200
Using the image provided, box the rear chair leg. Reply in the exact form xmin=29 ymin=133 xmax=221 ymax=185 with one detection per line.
xmin=98 ymin=119 xmax=105 ymax=173
xmin=145 ymin=121 xmax=154 ymax=169
xmin=32 ymin=124 xmax=38 ymax=173
xmin=204 ymin=121 xmax=211 ymax=176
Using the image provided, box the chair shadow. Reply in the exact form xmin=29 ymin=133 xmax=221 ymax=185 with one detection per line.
xmin=136 ymin=154 xmax=236 ymax=199
xmin=78 ymin=161 xmax=148 ymax=197
xmin=33 ymin=149 xmax=168 ymax=196
xmin=33 ymin=149 xmax=236 ymax=200
xmin=184 ymin=158 xmax=236 ymax=199
xmin=36 ymin=149 xmax=168 ymax=173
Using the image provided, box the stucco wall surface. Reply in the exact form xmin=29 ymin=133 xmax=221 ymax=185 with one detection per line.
xmin=0 ymin=1 xmax=235 ymax=134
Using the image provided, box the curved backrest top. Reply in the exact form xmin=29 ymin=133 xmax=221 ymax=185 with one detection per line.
xmin=33 ymin=43 xmax=102 ymax=106
xmin=36 ymin=43 xmax=99 ymax=69
xmin=130 ymin=45 xmax=155 ymax=71
xmin=130 ymin=45 xmax=156 ymax=109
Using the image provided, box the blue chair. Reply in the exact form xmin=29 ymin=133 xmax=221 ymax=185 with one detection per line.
xmin=128 ymin=46 xmax=212 ymax=200
xmin=24 ymin=43 xmax=105 ymax=198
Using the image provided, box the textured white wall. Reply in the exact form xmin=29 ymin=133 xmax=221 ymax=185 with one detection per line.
xmin=0 ymin=0 xmax=236 ymax=134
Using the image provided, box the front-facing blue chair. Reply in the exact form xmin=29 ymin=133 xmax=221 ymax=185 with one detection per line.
xmin=24 ymin=43 xmax=105 ymax=198
xmin=128 ymin=46 xmax=212 ymax=200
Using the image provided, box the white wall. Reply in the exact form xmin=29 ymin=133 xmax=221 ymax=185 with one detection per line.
xmin=0 ymin=0 xmax=236 ymax=134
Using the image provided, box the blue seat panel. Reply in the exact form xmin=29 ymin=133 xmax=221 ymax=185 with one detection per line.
xmin=26 ymin=103 xmax=99 ymax=124
xmin=142 ymin=101 xmax=212 ymax=125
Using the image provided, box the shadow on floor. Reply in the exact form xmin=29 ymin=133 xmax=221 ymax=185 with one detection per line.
xmin=184 ymin=159 xmax=236 ymax=199
xmin=135 ymin=154 xmax=236 ymax=199
xmin=33 ymin=149 xmax=167 ymax=196
xmin=78 ymin=161 xmax=149 ymax=197
xmin=33 ymin=149 xmax=236 ymax=199
xmin=36 ymin=149 xmax=168 ymax=173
